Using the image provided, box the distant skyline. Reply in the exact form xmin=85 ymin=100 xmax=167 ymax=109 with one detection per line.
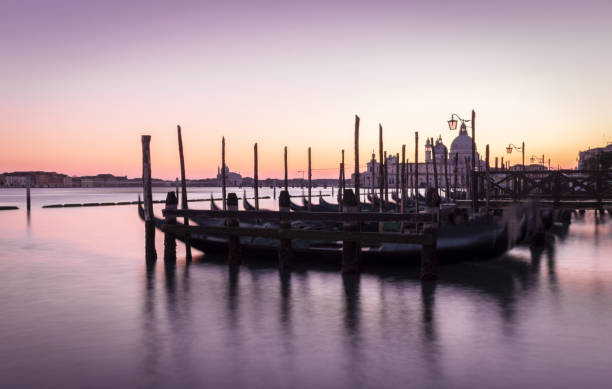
xmin=1 ymin=0 xmax=611 ymax=179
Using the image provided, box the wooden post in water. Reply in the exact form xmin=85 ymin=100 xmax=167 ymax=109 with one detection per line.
xmin=408 ymin=162 xmax=413 ymax=201
xmin=454 ymin=152 xmax=459 ymax=200
xmin=431 ymin=138 xmax=439 ymax=194
xmin=471 ymin=110 xmax=478 ymax=213
xmin=485 ymin=144 xmax=490 ymax=218
xmin=141 ymin=135 xmax=157 ymax=262
xmin=222 ymin=137 xmax=227 ymax=211
xmin=384 ymin=151 xmax=389 ymax=204
xmin=501 ymin=157 xmax=504 ymax=171
xmin=378 ymin=124 xmax=384 ymax=213
xmin=341 ymin=149 xmax=345 ymax=195
xmin=163 ymin=191 xmax=177 ymax=262
xmin=284 ymin=146 xmax=288 ymax=192
xmin=464 ymin=157 xmax=472 ymax=201
xmin=401 ymin=146 xmax=406 ymax=214
xmin=354 ymin=115 xmax=360 ymax=204
xmin=425 ymin=156 xmax=430 ymax=190
xmin=495 ymin=157 xmax=498 ymax=170
xmin=338 ymin=162 xmax=343 ymax=210
xmin=226 ymin=192 xmax=240 ymax=265
xmin=278 ymin=190 xmax=293 ymax=269
xmin=414 ymin=132 xmax=419 ymax=213
xmin=395 ymin=152 xmax=400 ymax=197
xmin=444 ymin=148 xmax=450 ymax=203
xmin=254 ymin=143 xmax=259 ymax=210
xmin=421 ymin=190 xmax=439 ymax=281
xmin=175 ymin=178 xmax=179 ymax=200
xmin=26 ymin=176 xmax=31 ymax=212
xmin=308 ymin=147 xmax=312 ymax=212
xmin=177 ymin=125 xmax=192 ymax=261
xmin=342 ymin=189 xmax=360 ymax=273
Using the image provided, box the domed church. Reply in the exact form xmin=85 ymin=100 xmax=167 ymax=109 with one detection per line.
xmin=355 ymin=124 xmax=484 ymax=191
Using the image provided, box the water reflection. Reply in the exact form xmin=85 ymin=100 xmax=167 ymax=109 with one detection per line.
xmin=132 ymin=210 xmax=612 ymax=388
xmin=143 ymin=260 xmax=160 ymax=386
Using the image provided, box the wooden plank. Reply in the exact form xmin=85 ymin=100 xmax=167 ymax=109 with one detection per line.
xmin=164 ymin=208 xmax=436 ymax=222
xmin=163 ymin=223 xmax=434 ymax=244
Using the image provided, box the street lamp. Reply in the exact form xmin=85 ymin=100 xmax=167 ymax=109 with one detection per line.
xmin=506 ymin=142 xmax=525 ymax=170
xmin=448 ymin=111 xmax=477 ymax=211
xmin=529 ymin=155 xmax=545 ymax=165
xmin=447 ymin=113 xmax=471 ymax=131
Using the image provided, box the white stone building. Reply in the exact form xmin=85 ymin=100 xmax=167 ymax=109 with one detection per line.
xmin=353 ymin=125 xmax=484 ymax=190
xmin=217 ymin=165 xmax=243 ymax=187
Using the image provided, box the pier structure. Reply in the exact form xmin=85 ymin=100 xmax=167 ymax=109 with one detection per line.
xmin=140 ymin=112 xmax=611 ymax=280
xmin=142 ymin=116 xmax=444 ymax=279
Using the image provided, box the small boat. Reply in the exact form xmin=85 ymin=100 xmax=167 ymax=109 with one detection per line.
xmin=210 ymin=193 xmax=221 ymax=211
xmin=242 ymin=191 xmax=257 ymax=211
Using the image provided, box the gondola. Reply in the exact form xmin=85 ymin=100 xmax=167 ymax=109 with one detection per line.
xmin=210 ymin=193 xmax=221 ymax=211
xmin=242 ymin=190 xmax=257 ymax=211
xmin=140 ymin=200 xmax=513 ymax=266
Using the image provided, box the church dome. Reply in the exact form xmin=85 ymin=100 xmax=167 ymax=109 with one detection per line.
xmin=450 ymin=128 xmax=474 ymax=155
xmin=434 ymin=136 xmax=447 ymax=158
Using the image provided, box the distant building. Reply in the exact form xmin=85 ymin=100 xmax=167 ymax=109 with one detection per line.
xmin=578 ymin=143 xmax=612 ymax=170
xmin=216 ymin=166 xmax=243 ymax=186
xmin=351 ymin=126 xmax=485 ymax=189
xmin=5 ymin=175 xmax=27 ymax=187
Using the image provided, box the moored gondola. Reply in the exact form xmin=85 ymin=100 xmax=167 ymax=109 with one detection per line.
xmin=140 ymin=200 xmax=512 ymax=266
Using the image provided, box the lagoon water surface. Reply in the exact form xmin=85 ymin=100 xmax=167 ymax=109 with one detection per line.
xmin=1 ymin=188 xmax=611 ymax=388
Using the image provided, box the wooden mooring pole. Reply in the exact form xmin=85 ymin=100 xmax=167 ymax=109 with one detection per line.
xmin=341 ymin=149 xmax=345 ymax=195
xmin=278 ymin=190 xmax=292 ymax=269
xmin=453 ymin=152 xmax=458 ymax=200
xmin=384 ymin=151 xmax=389 ymax=204
xmin=485 ymin=144 xmax=490 ymax=217
xmin=395 ymin=152 xmax=400 ymax=197
xmin=284 ymin=146 xmax=288 ymax=192
xmin=26 ymin=176 xmax=31 ymax=212
xmin=354 ymin=115 xmax=360 ymax=204
xmin=164 ymin=191 xmax=178 ymax=262
xmin=226 ymin=192 xmax=240 ymax=265
xmin=338 ymin=162 xmax=343 ymax=210
xmin=254 ymin=143 xmax=259 ymax=210
xmin=444 ymin=149 xmax=450 ymax=203
xmin=308 ymin=147 xmax=312 ymax=212
xmin=414 ymin=132 xmax=419 ymax=213
xmin=177 ymin=125 xmax=192 ymax=261
xmin=401 ymin=146 xmax=406 ymax=214
xmin=431 ymin=138 xmax=439 ymax=194
xmin=471 ymin=110 xmax=477 ymax=213
xmin=342 ymin=189 xmax=361 ymax=273
xmin=378 ymin=124 xmax=384 ymax=212
xmin=141 ymin=135 xmax=157 ymax=262
xmin=222 ymin=137 xmax=227 ymax=211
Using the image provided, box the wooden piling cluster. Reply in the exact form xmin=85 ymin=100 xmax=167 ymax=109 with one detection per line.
xmin=162 ymin=196 xmax=438 ymax=277
xmin=141 ymin=115 xmax=442 ymax=279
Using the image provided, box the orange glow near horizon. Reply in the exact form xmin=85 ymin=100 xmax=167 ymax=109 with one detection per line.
xmin=1 ymin=2 xmax=610 ymax=179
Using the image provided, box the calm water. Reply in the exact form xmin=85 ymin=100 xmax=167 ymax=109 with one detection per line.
xmin=1 ymin=188 xmax=611 ymax=388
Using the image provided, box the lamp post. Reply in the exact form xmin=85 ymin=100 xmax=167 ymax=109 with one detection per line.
xmin=448 ymin=111 xmax=477 ymax=212
xmin=506 ymin=142 xmax=525 ymax=171
xmin=530 ymin=155 xmax=545 ymax=165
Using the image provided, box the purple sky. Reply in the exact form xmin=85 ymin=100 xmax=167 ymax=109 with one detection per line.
xmin=1 ymin=0 xmax=611 ymax=178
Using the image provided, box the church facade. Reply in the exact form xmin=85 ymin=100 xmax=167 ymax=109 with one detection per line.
xmin=353 ymin=126 xmax=484 ymax=190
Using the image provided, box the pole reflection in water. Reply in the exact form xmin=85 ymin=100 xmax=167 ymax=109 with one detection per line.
xmin=142 ymin=260 xmax=160 ymax=386
xmin=341 ymin=273 xmax=363 ymax=387
xmin=3 ymin=195 xmax=612 ymax=388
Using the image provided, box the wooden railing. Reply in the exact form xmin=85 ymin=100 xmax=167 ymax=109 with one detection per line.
xmin=474 ymin=170 xmax=612 ymax=204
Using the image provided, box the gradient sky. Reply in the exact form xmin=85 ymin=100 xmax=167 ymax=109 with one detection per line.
xmin=1 ymin=0 xmax=611 ymax=179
